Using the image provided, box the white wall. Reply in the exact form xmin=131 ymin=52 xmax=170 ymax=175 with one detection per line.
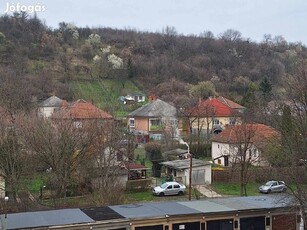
xmin=0 ymin=175 xmax=5 ymax=198
xmin=39 ymin=107 xmax=57 ymax=118
xmin=212 ymin=142 xmax=231 ymax=166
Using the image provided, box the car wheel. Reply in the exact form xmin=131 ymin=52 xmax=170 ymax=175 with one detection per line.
xmin=159 ymin=192 xmax=164 ymax=197
xmin=178 ymin=191 xmax=184 ymax=196
xmin=267 ymin=189 xmax=271 ymax=194
xmin=282 ymin=188 xmax=287 ymax=192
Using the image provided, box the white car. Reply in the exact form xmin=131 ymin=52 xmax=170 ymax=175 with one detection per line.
xmin=259 ymin=180 xmax=287 ymax=194
xmin=152 ymin=181 xmax=186 ymax=196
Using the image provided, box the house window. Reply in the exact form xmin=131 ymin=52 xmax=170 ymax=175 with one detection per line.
xmin=149 ymin=118 xmax=162 ymax=131
xmin=229 ymin=117 xmax=236 ymax=125
xmin=74 ymin=121 xmax=82 ymax=128
xmin=213 ymin=119 xmax=220 ymax=125
xmin=129 ymin=118 xmax=135 ymax=127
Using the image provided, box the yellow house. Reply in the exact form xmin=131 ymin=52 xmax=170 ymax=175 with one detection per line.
xmin=189 ymin=96 xmax=245 ymax=135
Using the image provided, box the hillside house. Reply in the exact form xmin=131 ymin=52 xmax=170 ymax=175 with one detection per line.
xmin=211 ymin=123 xmax=279 ymax=167
xmin=51 ymin=99 xmax=113 ymax=128
xmin=128 ymin=99 xmax=179 ymax=141
xmin=188 ymin=96 xmax=245 ymax=136
xmin=38 ymin=95 xmax=66 ymax=118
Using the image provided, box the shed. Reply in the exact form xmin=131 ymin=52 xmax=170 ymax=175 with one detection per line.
xmin=160 ymin=158 xmax=212 ymax=185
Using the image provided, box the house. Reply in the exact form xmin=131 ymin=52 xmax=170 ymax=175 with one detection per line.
xmin=0 ymin=171 xmax=5 ymax=198
xmin=38 ymin=95 xmax=66 ymax=118
xmin=128 ymin=99 xmax=179 ymax=141
xmin=125 ymin=92 xmax=146 ymax=103
xmin=160 ymin=158 xmax=212 ymax=185
xmin=211 ymin=123 xmax=279 ymax=167
xmin=51 ymin=99 xmax=113 ymax=128
xmin=188 ymin=96 xmax=245 ymax=135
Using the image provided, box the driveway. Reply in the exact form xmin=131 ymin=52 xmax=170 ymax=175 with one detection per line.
xmin=195 ymin=185 xmax=222 ymax=198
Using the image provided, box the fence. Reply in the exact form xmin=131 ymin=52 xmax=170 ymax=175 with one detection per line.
xmin=212 ymin=166 xmax=307 ymax=183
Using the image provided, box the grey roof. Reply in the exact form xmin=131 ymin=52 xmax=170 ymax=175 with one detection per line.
xmin=179 ymin=195 xmax=293 ymax=214
xmin=163 ymin=148 xmax=188 ymax=156
xmin=1 ymin=208 xmax=94 ymax=230
xmin=129 ymin=99 xmax=177 ymax=117
xmin=110 ymin=202 xmax=200 ymax=219
xmin=160 ymin=158 xmax=212 ymax=170
xmin=39 ymin=96 xmax=64 ymax=107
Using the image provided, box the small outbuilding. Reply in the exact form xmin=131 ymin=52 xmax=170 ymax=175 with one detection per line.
xmin=160 ymin=158 xmax=212 ymax=185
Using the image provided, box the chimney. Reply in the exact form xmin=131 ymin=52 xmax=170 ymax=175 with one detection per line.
xmin=149 ymin=94 xmax=157 ymax=102
xmin=62 ymin=100 xmax=68 ymax=108
xmin=198 ymin=97 xmax=202 ymax=105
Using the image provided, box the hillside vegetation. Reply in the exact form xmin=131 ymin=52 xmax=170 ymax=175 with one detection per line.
xmin=0 ymin=12 xmax=306 ymax=118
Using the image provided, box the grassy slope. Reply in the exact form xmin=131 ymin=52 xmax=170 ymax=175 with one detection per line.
xmin=70 ymin=79 xmax=142 ymax=117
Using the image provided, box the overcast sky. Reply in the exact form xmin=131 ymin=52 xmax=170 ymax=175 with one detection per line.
xmin=1 ymin=0 xmax=307 ymax=45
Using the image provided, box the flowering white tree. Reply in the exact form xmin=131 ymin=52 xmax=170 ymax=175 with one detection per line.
xmin=86 ymin=33 xmax=101 ymax=48
xmin=107 ymin=54 xmax=123 ymax=69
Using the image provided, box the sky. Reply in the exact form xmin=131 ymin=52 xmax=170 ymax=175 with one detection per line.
xmin=1 ymin=0 xmax=307 ymax=45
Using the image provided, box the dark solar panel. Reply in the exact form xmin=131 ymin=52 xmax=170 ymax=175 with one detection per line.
xmin=81 ymin=206 xmax=125 ymax=221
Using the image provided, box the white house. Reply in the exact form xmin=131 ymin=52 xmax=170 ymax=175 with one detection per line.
xmin=211 ymin=124 xmax=279 ymax=167
xmin=38 ymin=95 xmax=66 ymax=118
xmin=0 ymin=172 xmax=5 ymax=198
xmin=160 ymin=158 xmax=212 ymax=185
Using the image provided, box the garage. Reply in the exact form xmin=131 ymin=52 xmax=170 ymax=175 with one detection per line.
xmin=172 ymin=221 xmax=201 ymax=230
xmin=135 ymin=225 xmax=163 ymax=230
xmin=240 ymin=216 xmax=265 ymax=230
xmin=206 ymin=219 xmax=234 ymax=230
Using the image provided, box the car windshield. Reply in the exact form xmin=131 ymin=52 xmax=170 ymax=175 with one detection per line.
xmin=264 ymin=181 xmax=274 ymax=186
xmin=160 ymin=183 xmax=169 ymax=189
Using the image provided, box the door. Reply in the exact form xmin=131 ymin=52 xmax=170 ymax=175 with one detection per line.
xmin=135 ymin=225 xmax=164 ymax=230
xmin=173 ymin=221 xmax=200 ymax=230
xmin=240 ymin=216 xmax=265 ymax=230
xmin=165 ymin=185 xmax=173 ymax=195
xmin=207 ymin=219 xmax=234 ymax=230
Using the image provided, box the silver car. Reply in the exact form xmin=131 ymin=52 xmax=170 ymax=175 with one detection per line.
xmin=152 ymin=182 xmax=186 ymax=196
xmin=259 ymin=180 xmax=287 ymax=194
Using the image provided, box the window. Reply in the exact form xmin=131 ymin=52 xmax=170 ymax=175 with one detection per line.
xmin=167 ymin=185 xmax=172 ymax=189
xmin=149 ymin=118 xmax=162 ymax=131
xmin=74 ymin=121 xmax=82 ymax=128
xmin=174 ymin=184 xmax=180 ymax=189
xmin=213 ymin=119 xmax=220 ymax=125
xmin=129 ymin=118 xmax=135 ymax=127
xmin=229 ymin=117 xmax=236 ymax=125
xmin=150 ymin=119 xmax=161 ymax=126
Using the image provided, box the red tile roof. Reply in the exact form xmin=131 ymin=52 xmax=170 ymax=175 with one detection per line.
xmin=121 ymin=162 xmax=148 ymax=170
xmin=217 ymin=96 xmax=246 ymax=109
xmin=211 ymin=123 xmax=279 ymax=145
xmin=190 ymin=97 xmax=233 ymax=117
xmin=190 ymin=97 xmax=245 ymax=117
xmin=52 ymin=99 xmax=113 ymax=120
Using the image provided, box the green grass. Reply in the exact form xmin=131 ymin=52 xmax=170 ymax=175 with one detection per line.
xmin=69 ymin=79 xmax=143 ymax=117
xmin=211 ymin=182 xmax=261 ymax=196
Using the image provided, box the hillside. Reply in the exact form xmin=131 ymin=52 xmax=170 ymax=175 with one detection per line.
xmin=0 ymin=13 xmax=306 ymax=119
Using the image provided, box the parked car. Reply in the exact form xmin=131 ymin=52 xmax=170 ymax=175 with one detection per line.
xmin=259 ymin=180 xmax=287 ymax=194
xmin=152 ymin=181 xmax=186 ymax=196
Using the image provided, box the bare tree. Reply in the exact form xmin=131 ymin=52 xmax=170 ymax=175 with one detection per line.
xmin=275 ymin=62 xmax=307 ymax=229
xmin=19 ymin=113 xmax=95 ymax=198
xmin=0 ymin=114 xmax=25 ymax=201
xmin=230 ymin=124 xmax=258 ymax=196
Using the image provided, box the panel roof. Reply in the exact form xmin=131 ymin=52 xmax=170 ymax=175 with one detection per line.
xmin=110 ymin=202 xmax=200 ymax=219
xmin=2 ymin=208 xmax=94 ymax=230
